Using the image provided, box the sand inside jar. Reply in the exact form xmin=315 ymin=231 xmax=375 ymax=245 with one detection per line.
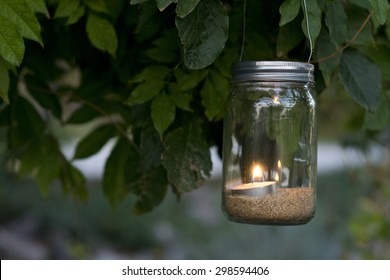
xmin=223 ymin=187 xmax=315 ymax=225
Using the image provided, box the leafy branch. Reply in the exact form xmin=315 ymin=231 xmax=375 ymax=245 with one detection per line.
xmin=312 ymin=11 xmax=374 ymax=64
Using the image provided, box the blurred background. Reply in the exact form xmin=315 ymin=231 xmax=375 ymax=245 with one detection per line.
xmin=1 ymin=87 xmax=389 ymax=260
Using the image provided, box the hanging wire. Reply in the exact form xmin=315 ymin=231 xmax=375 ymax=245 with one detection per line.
xmin=240 ymin=0 xmax=313 ymax=63
xmin=239 ymin=0 xmax=247 ymax=61
xmin=302 ymin=0 xmax=313 ymax=62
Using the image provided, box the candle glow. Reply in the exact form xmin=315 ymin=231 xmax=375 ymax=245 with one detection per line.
xmin=252 ymin=165 xmax=262 ymax=182
xmin=230 ymin=164 xmax=276 ymax=196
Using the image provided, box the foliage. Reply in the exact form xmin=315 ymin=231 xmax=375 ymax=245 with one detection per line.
xmin=0 ymin=0 xmax=389 ymax=214
xmin=348 ymin=163 xmax=390 ymax=259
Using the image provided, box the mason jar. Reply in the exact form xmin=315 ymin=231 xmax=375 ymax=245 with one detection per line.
xmin=222 ymin=61 xmax=317 ymax=225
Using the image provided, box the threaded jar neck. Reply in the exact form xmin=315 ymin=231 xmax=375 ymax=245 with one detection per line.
xmin=232 ymin=61 xmax=314 ymax=83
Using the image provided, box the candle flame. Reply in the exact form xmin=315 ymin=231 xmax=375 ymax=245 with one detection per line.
xmin=273 ymin=96 xmax=280 ymax=104
xmin=275 ymin=173 xmax=279 ymax=182
xmin=277 ymin=160 xmax=281 ymax=169
xmin=252 ymin=165 xmax=262 ymax=182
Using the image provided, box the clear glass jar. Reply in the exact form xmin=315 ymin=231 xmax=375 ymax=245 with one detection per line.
xmin=222 ymin=61 xmax=317 ymax=225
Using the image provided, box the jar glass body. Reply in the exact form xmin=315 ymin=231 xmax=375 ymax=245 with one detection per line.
xmin=222 ymin=81 xmax=317 ymax=225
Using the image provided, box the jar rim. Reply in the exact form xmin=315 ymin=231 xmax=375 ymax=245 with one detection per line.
xmin=232 ymin=61 xmax=314 ymax=83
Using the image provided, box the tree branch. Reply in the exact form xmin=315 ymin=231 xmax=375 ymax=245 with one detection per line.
xmin=25 ymin=83 xmax=141 ymax=154
xmin=311 ymin=11 xmax=373 ymax=64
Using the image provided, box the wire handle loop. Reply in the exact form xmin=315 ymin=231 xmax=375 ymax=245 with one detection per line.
xmin=240 ymin=0 xmax=313 ymax=63
xmin=239 ymin=0 xmax=247 ymax=61
xmin=303 ymin=0 xmax=313 ymax=62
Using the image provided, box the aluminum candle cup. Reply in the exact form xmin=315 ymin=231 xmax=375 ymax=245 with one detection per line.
xmin=222 ymin=61 xmax=317 ymax=225
xmin=230 ymin=181 xmax=277 ymax=196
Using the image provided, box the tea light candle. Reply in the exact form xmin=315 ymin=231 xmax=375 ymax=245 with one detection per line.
xmin=230 ymin=165 xmax=277 ymax=196
xmin=230 ymin=181 xmax=276 ymax=196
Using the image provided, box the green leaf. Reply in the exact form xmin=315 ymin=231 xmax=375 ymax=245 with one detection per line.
xmin=18 ymin=140 xmax=42 ymax=177
xmin=152 ymin=29 xmax=179 ymax=51
xmin=364 ymin=93 xmax=390 ymax=130
xmin=54 ymin=0 xmax=80 ymax=18
xmin=124 ymin=141 xmax=142 ymax=185
xmin=0 ymin=0 xmax=43 ymax=46
xmin=200 ymin=70 xmax=229 ymax=121
xmin=155 ymin=0 xmax=176 ymax=11
xmin=66 ymin=6 xmax=85 ymax=25
xmin=162 ymin=123 xmax=212 ymax=192
xmin=168 ymin=88 xmax=193 ymax=111
xmin=0 ymin=15 xmax=24 ymax=66
xmin=214 ymin=47 xmax=238 ymax=79
xmin=242 ymin=32 xmax=273 ymax=61
xmin=104 ymin=0 xmax=124 ymax=20
xmin=360 ymin=44 xmax=390 ymax=80
xmin=277 ymin=18 xmax=304 ymax=57
xmin=151 ymin=93 xmax=176 ymax=138
xmin=86 ymin=12 xmax=118 ymax=56
xmin=176 ymin=0 xmax=201 ymax=18
xmin=10 ymin=97 xmax=45 ymax=150
xmin=369 ymin=0 xmax=390 ymax=25
xmin=279 ymin=0 xmax=300 ymax=26
xmin=103 ymin=137 xmax=132 ymax=205
xmin=36 ymin=149 xmax=62 ymax=196
xmin=132 ymin=165 xmax=168 ymax=214
xmin=27 ymin=0 xmax=49 ymax=18
xmin=144 ymin=48 xmax=177 ymax=63
xmin=175 ymin=0 xmax=228 ymax=69
xmin=33 ymin=136 xmax=63 ymax=196
xmin=127 ymin=80 xmax=165 ymax=105
xmin=66 ymin=105 xmax=100 ymax=124
xmin=36 ymin=160 xmax=58 ymax=195
xmin=131 ymin=66 xmax=170 ymax=83
xmin=301 ymin=0 xmax=321 ymax=47
xmin=346 ymin=6 xmax=374 ymax=45
xmin=140 ymin=122 xmax=164 ymax=171
xmin=339 ymin=51 xmax=381 ymax=111
xmin=83 ymin=0 xmax=109 ymax=14
xmin=0 ymin=62 xmax=10 ymax=103
xmin=135 ymin=1 xmax=162 ymax=42
xmin=316 ymin=30 xmax=340 ymax=85
xmin=25 ymin=75 xmax=63 ymax=119
xmin=325 ymin=0 xmax=347 ymax=46
xmin=73 ymin=124 xmax=116 ymax=159
xmin=386 ymin=12 xmax=390 ymax=39
xmin=60 ymin=159 xmax=87 ymax=201
xmin=175 ymin=69 xmax=208 ymax=91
